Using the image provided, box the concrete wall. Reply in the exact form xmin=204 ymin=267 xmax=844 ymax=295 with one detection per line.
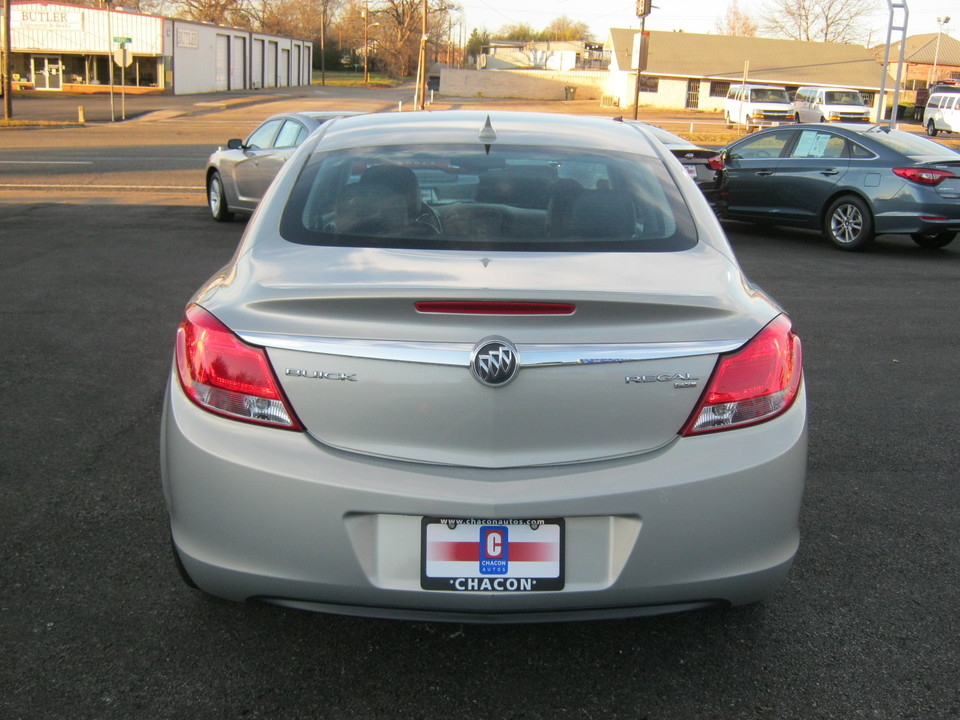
xmin=440 ymin=68 xmax=609 ymax=100
xmin=482 ymin=48 xmax=581 ymax=72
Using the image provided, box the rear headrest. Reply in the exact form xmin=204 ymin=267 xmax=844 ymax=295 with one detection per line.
xmin=359 ymin=165 xmax=421 ymax=219
xmin=335 ymin=183 xmax=409 ymax=235
xmin=566 ymin=191 xmax=636 ymax=239
xmin=476 ymin=166 xmax=557 ymax=208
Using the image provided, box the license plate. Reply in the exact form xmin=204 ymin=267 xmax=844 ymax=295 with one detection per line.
xmin=421 ymin=518 xmax=564 ymax=592
xmin=684 ymin=165 xmax=698 ymax=177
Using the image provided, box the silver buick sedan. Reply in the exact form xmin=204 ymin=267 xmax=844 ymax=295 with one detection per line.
xmin=206 ymin=111 xmax=358 ymax=221
xmin=162 ymin=111 xmax=807 ymax=623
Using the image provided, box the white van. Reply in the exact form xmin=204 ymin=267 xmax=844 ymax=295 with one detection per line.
xmin=724 ymin=84 xmax=793 ymax=129
xmin=923 ymin=91 xmax=960 ymax=136
xmin=793 ymin=86 xmax=872 ymax=123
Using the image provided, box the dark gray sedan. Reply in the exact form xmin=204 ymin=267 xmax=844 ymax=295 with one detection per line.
xmin=206 ymin=111 xmax=358 ymax=221
xmin=625 ymin=121 xmax=725 ymax=213
xmin=719 ymin=124 xmax=960 ymax=250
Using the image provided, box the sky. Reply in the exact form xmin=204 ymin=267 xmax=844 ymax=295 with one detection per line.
xmin=456 ymin=0 xmax=954 ymax=45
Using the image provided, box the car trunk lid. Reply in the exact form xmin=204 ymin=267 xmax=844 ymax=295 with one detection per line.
xmin=217 ymin=245 xmax=770 ymax=468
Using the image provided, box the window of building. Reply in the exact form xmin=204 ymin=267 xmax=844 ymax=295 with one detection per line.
xmin=710 ymin=81 xmax=730 ymax=97
xmin=639 ymin=76 xmax=659 ymax=93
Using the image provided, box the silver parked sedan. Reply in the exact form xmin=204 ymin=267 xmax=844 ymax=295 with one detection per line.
xmin=163 ymin=111 xmax=807 ymax=623
xmin=206 ymin=111 xmax=358 ymax=221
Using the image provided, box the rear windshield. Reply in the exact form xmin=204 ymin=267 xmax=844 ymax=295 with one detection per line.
xmin=280 ymin=144 xmax=698 ymax=252
xmin=864 ymin=129 xmax=960 ymax=159
xmin=750 ymin=89 xmax=790 ymax=103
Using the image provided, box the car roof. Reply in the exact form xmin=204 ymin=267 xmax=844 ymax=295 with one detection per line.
xmin=299 ymin=111 xmax=363 ymax=120
xmin=737 ymin=123 xmax=960 ymax=160
xmin=260 ymin=111 xmax=361 ymax=124
xmin=312 ymin=111 xmax=662 ymax=157
xmin=623 ymin=120 xmax=699 ymax=149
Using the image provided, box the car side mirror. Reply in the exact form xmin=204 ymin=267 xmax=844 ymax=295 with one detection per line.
xmin=227 ymin=138 xmax=243 ymax=150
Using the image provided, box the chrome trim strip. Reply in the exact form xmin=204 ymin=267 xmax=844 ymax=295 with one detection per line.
xmin=238 ymin=332 xmax=747 ymax=367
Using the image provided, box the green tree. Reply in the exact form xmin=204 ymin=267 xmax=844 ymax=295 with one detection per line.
xmin=465 ymin=28 xmax=490 ymax=57
xmin=493 ymin=22 xmax=537 ymax=42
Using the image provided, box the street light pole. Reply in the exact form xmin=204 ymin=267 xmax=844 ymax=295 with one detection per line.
xmin=931 ymin=16 xmax=951 ymax=85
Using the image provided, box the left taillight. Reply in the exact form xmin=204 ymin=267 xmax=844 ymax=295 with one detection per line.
xmin=175 ymin=305 xmax=301 ymax=430
xmin=681 ymin=315 xmax=802 ymax=436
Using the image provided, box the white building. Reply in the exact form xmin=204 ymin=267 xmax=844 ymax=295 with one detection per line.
xmin=481 ymin=41 xmax=576 ymax=72
xmin=3 ymin=1 xmax=313 ymax=95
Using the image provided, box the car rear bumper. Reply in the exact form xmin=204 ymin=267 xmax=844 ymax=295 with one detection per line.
xmin=873 ymin=184 xmax=960 ymax=236
xmin=875 ymin=210 xmax=960 ymax=236
xmin=161 ymin=373 xmax=808 ymax=622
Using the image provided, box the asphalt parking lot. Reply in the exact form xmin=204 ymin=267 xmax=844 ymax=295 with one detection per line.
xmin=1 ymin=93 xmax=959 ymax=719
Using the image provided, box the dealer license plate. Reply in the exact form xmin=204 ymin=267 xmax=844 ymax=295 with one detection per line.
xmin=420 ymin=518 xmax=564 ymax=592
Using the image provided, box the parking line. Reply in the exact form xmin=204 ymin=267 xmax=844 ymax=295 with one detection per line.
xmin=0 ymin=160 xmax=94 ymax=165
xmin=0 ymin=183 xmax=204 ymax=191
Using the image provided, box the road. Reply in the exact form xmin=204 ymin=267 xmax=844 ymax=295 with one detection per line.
xmin=1 ymin=94 xmax=959 ymax=719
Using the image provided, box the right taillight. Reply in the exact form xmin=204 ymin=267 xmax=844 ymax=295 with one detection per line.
xmin=892 ymin=167 xmax=955 ymax=186
xmin=707 ymin=154 xmax=725 ymax=171
xmin=681 ymin=315 xmax=802 ymax=435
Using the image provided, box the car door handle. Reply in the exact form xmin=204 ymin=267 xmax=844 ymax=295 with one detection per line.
xmin=820 ymin=169 xmax=840 ymax=176
xmin=755 ymin=170 xmax=774 ymax=176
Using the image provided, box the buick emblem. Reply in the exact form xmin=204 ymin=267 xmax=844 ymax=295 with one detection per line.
xmin=471 ymin=337 xmax=520 ymax=387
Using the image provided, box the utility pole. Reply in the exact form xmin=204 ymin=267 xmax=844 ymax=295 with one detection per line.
xmin=320 ymin=1 xmax=326 ymax=86
xmin=363 ymin=3 xmax=369 ymax=83
xmin=631 ymin=0 xmax=651 ymax=120
xmin=417 ymin=0 xmax=427 ymax=109
xmin=3 ymin=0 xmax=13 ymax=119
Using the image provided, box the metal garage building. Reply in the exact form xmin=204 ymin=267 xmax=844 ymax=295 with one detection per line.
xmin=3 ymin=1 xmax=313 ymax=94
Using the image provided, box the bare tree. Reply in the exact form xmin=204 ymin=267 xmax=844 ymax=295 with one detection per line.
xmin=542 ymin=16 xmax=592 ymax=42
xmin=760 ymin=0 xmax=878 ymax=44
xmin=171 ymin=0 xmax=253 ymax=26
xmin=368 ymin=0 xmax=456 ymax=77
xmin=260 ymin=0 xmax=342 ymax=38
xmin=715 ymin=0 xmax=759 ymax=37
